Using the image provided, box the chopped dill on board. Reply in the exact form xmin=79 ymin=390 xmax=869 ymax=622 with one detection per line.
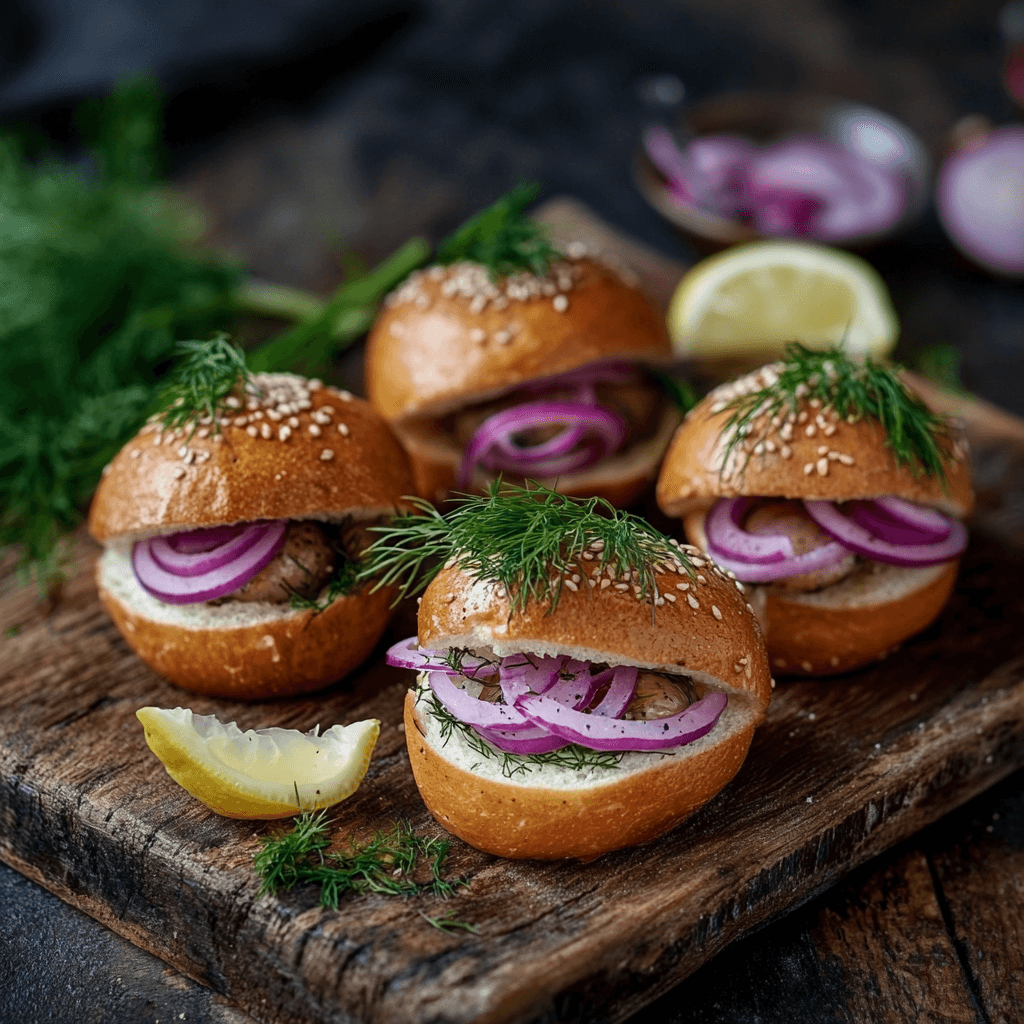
xmin=254 ymin=812 xmax=467 ymax=909
xmin=718 ymin=343 xmax=952 ymax=483
xmin=434 ymin=183 xmax=562 ymax=278
xmin=359 ymin=480 xmax=695 ymax=613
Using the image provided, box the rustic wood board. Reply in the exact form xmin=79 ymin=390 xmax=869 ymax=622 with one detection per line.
xmin=2 ymin=200 xmax=1024 ymax=1024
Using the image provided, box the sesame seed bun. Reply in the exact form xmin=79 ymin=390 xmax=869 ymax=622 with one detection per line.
xmin=404 ymin=557 xmax=771 ymax=860
xmin=365 ymin=256 xmax=676 ymax=504
xmin=88 ymin=375 xmax=416 ymax=698
xmin=89 ymin=378 xmax=414 ymax=542
xmin=656 ymin=367 xmax=974 ymax=521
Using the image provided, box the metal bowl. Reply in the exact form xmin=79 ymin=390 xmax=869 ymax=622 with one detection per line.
xmin=633 ymin=91 xmax=932 ymax=253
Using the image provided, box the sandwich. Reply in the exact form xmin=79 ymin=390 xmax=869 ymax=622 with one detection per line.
xmin=364 ymin=187 xmax=681 ymax=507
xmin=656 ymin=344 xmax=973 ymax=676
xmin=88 ymin=339 xmax=415 ymax=699
xmin=366 ymin=482 xmax=771 ymax=860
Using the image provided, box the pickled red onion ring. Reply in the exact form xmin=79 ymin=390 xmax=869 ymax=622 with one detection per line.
xmin=132 ymin=520 xmax=287 ymax=604
xmin=457 ymin=401 xmax=627 ymax=488
xmin=148 ymin=524 xmax=269 ymax=575
xmin=803 ymin=500 xmax=967 ymax=567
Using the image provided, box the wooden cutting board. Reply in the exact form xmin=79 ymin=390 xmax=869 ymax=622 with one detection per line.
xmin=2 ymin=200 xmax=1023 ymax=1024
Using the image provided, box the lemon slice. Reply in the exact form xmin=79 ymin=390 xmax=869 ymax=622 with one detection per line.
xmin=137 ymin=707 xmax=380 ymax=819
xmin=668 ymin=240 xmax=899 ymax=364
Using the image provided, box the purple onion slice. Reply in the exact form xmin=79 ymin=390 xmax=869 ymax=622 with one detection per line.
xmin=476 ymin=725 xmax=570 ymax=755
xmin=516 ymin=690 xmax=729 ymax=751
xmin=704 ymin=498 xmax=793 ymax=564
xmin=426 ymin=671 xmax=535 ymax=732
xmin=168 ymin=524 xmax=247 ymax=554
xmin=148 ymin=523 xmax=271 ymax=576
xmin=803 ymin=500 xmax=967 ymax=567
xmin=587 ymin=666 xmax=639 ymax=718
xmin=385 ymin=638 xmax=491 ymax=677
xmin=132 ymin=520 xmax=287 ymax=605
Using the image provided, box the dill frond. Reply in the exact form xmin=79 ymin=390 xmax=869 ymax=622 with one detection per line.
xmin=155 ymin=334 xmax=251 ymax=435
xmin=255 ymin=814 xmax=467 ymax=909
xmin=359 ymin=480 xmax=694 ymax=614
xmin=288 ymin=555 xmax=361 ymax=612
xmin=435 ymin=184 xmax=562 ymax=279
xmin=719 ymin=343 xmax=952 ymax=484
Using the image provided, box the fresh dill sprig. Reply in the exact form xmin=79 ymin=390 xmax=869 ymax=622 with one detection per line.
xmin=435 ymin=183 xmax=562 ymax=279
xmin=288 ymin=555 xmax=361 ymax=612
xmin=422 ymin=690 xmax=623 ymax=780
xmin=419 ymin=910 xmax=480 ymax=934
xmin=155 ymin=334 xmax=252 ymax=435
xmin=359 ymin=480 xmax=694 ymax=614
xmin=254 ymin=812 xmax=467 ymax=909
xmin=719 ymin=343 xmax=952 ymax=484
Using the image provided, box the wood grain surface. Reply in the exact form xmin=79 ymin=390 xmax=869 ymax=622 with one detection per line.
xmin=1 ymin=201 xmax=1023 ymax=1024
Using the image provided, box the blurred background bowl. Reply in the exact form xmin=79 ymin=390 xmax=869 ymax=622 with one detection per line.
xmin=633 ymin=90 xmax=932 ymax=254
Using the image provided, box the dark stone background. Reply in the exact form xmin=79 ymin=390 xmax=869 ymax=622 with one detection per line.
xmin=0 ymin=2 xmax=1022 ymax=1022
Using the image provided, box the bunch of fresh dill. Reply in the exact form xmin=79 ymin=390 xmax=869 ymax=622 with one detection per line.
xmin=253 ymin=811 xmax=466 ymax=910
xmin=360 ymin=480 xmax=694 ymax=612
xmin=0 ymin=78 xmax=241 ymax=584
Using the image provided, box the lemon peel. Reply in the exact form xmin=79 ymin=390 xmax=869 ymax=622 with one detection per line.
xmin=137 ymin=707 xmax=380 ymax=820
xmin=668 ymin=240 xmax=898 ymax=365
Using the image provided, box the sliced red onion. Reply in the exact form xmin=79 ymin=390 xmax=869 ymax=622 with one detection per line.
xmin=426 ymin=670 xmax=535 ymax=732
xmin=742 ymin=136 xmax=907 ymax=242
xmin=497 ymin=656 xmax=563 ymax=702
xmin=846 ymin=497 xmax=951 ymax=547
xmin=687 ymin=135 xmax=758 ymax=217
xmin=704 ymin=497 xmax=793 ymax=564
xmin=167 ymin=524 xmax=246 ymax=554
xmin=937 ymin=126 xmax=1024 ymax=276
xmin=803 ymin=500 xmax=967 ymax=567
xmin=458 ymin=401 xmax=627 ymax=488
xmin=148 ymin=523 xmax=269 ymax=576
xmin=476 ymin=725 xmax=569 ymax=755
xmin=132 ymin=520 xmax=287 ymax=604
xmin=587 ymin=666 xmax=639 ymax=718
xmin=542 ymin=660 xmax=604 ymax=710
xmin=644 ymin=125 xmax=703 ymax=204
xmin=385 ymin=638 xmax=491 ymax=677
xmin=703 ymin=498 xmax=849 ymax=583
xmin=516 ymin=690 xmax=728 ymax=752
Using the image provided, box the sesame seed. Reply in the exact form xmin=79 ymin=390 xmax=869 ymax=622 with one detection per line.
xmin=320 ymin=449 xmax=334 ymax=461
xmin=338 ymin=391 xmax=353 ymax=401
xmin=801 ymin=660 xmax=813 ymax=672
xmin=712 ymin=605 xmax=723 ymax=620
xmin=564 ymin=580 xmax=578 ymax=592
xmin=838 ymin=453 xmax=855 ymax=465
xmin=687 ymin=593 xmax=699 ymax=609
xmin=260 ymin=423 xmax=272 ymax=439
xmin=308 ymin=424 xmax=321 ymax=437
xmin=225 ymin=397 xmax=240 ymax=409
xmin=279 ymin=426 xmax=291 ymax=441
xmin=781 ymin=445 xmax=792 ymax=459
xmin=129 ymin=449 xmax=141 ymax=459
xmin=600 ymin=579 xmax=611 ymax=589
xmin=746 ymin=603 xmax=754 ymax=613
xmin=289 ymin=417 xmax=300 ymax=428
xmin=173 ymin=467 xmax=186 ymax=479
xmin=615 ymin=583 xmax=629 ymax=591
xmin=824 ymin=425 xmax=836 ymax=436
xmin=665 ymin=592 xmax=676 ymax=602
xmin=177 ymin=445 xmax=189 ymax=457
xmin=469 ymin=328 xmax=486 ymax=344
xmin=818 ymin=445 xmax=829 ymax=455
xmin=827 ymin=451 xmax=840 ymax=461
xmin=830 ymin=656 xmax=840 ymax=667
xmin=234 ymin=416 xmax=248 ymax=427
xmin=735 ymin=580 xmax=745 ymax=592
xmin=816 ymin=458 xmax=829 ymax=476
xmin=552 ymin=295 xmax=569 ymax=312
xmin=805 ymin=424 xmax=817 ymax=437
xmin=676 ymin=582 xmax=689 ymax=591
xmin=804 ymin=463 xmax=815 ymax=475
xmin=338 ymin=423 xmax=350 ymax=437
xmin=696 ymin=574 xmax=707 ymax=584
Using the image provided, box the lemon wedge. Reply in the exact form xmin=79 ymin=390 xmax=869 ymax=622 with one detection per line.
xmin=668 ymin=240 xmax=899 ymax=366
xmin=137 ymin=707 xmax=380 ymax=819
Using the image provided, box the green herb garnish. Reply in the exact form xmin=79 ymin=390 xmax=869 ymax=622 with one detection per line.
xmin=254 ymin=812 xmax=467 ymax=909
xmin=435 ymin=183 xmax=562 ymax=278
xmin=719 ymin=343 xmax=952 ymax=483
xmin=359 ymin=480 xmax=694 ymax=613
xmin=288 ymin=555 xmax=361 ymax=612
xmin=155 ymin=334 xmax=251 ymax=436
xmin=419 ymin=910 xmax=480 ymax=934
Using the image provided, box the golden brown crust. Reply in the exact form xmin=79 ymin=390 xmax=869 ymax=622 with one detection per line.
xmin=98 ymin=571 xmax=395 ymax=699
xmin=365 ymin=258 xmax=672 ymax=422
xmin=655 ymin=368 xmax=974 ymax=520
xmin=760 ymin=559 xmax=959 ymax=676
xmin=89 ymin=379 xmax=415 ymax=542
xmin=418 ymin=561 xmax=772 ymax=712
xmin=405 ymin=689 xmax=759 ymax=860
